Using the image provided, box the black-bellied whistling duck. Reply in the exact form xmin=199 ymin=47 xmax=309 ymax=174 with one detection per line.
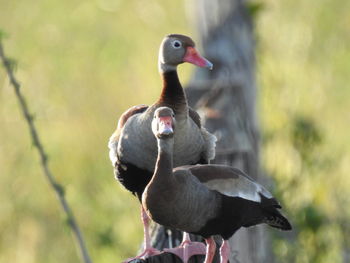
xmin=143 ymin=107 xmax=292 ymax=263
xmin=108 ymin=35 xmax=216 ymax=262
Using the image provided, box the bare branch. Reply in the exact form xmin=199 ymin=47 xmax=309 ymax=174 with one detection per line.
xmin=0 ymin=40 xmax=93 ymax=263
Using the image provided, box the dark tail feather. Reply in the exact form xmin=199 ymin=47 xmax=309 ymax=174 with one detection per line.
xmin=258 ymin=194 xmax=291 ymax=230
xmin=264 ymin=208 xmax=292 ymax=230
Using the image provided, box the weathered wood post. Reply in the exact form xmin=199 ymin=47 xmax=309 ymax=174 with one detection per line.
xmin=131 ymin=0 xmax=272 ymax=262
xmin=185 ymin=0 xmax=272 ymax=262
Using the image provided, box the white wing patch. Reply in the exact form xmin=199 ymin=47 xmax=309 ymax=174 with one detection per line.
xmin=203 ymin=178 xmax=272 ymax=203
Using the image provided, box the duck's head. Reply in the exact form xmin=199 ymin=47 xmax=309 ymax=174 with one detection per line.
xmin=152 ymin=107 xmax=176 ymax=139
xmin=158 ymin=34 xmax=213 ymax=72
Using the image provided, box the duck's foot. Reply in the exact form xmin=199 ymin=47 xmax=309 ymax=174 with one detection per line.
xmin=123 ymin=247 xmax=163 ymax=263
xmin=164 ymin=240 xmax=206 ymax=263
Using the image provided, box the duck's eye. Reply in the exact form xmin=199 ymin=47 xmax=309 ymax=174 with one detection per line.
xmin=172 ymin=40 xmax=182 ymax=49
xmin=172 ymin=114 xmax=175 ymax=117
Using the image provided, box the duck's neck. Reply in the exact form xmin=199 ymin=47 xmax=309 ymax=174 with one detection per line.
xmin=151 ymin=138 xmax=174 ymax=184
xmin=157 ymin=66 xmax=187 ymax=113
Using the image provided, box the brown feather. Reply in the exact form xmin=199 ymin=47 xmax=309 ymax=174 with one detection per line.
xmin=156 ymin=71 xmax=187 ymax=113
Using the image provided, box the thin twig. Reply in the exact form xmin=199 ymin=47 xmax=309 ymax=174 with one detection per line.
xmin=0 ymin=41 xmax=93 ymax=263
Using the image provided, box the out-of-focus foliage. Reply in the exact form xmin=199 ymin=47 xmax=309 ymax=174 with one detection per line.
xmin=0 ymin=1 xmax=190 ymax=262
xmin=0 ymin=0 xmax=349 ymax=263
xmin=257 ymin=0 xmax=350 ymax=262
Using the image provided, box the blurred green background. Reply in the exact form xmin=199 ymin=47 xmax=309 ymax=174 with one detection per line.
xmin=0 ymin=0 xmax=349 ymax=262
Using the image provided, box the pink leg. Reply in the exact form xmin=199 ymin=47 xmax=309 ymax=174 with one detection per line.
xmin=164 ymin=232 xmax=206 ymax=263
xmin=219 ymin=240 xmax=230 ymax=263
xmin=204 ymin=237 xmax=216 ymax=263
xmin=123 ymin=207 xmax=162 ymax=262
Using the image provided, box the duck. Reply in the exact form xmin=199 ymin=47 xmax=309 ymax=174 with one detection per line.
xmin=142 ymin=107 xmax=292 ymax=263
xmin=108 ymin=34 xmax=216 ymax=262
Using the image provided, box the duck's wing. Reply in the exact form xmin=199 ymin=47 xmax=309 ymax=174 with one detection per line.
xmin=108 ymin=104 xmax=149 ymax=166
xmin=183 ymin=164 xmax=278 ymax=205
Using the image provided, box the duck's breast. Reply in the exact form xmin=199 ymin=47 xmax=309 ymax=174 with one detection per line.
xmin=118 ymin=112 xmax=208 ymax=171
xmin=145 ymin=170 xmax=221 ymax=233
xmin=173 ymin=118 xmax=206 ymax=167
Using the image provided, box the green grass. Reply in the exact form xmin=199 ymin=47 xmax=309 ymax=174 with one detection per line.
xmin=258 ymin=0 xmax=350 ymax=262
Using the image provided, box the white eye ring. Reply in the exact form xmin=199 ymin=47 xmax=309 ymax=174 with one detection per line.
xmin=172 ymin=40 xmax=182 ymax=49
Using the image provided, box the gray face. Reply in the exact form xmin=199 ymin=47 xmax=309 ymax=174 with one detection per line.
xmin=159 ymin=34 xmax=196 ymax=67
xmin=159 ymin=36 xmax=187 ymax=66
